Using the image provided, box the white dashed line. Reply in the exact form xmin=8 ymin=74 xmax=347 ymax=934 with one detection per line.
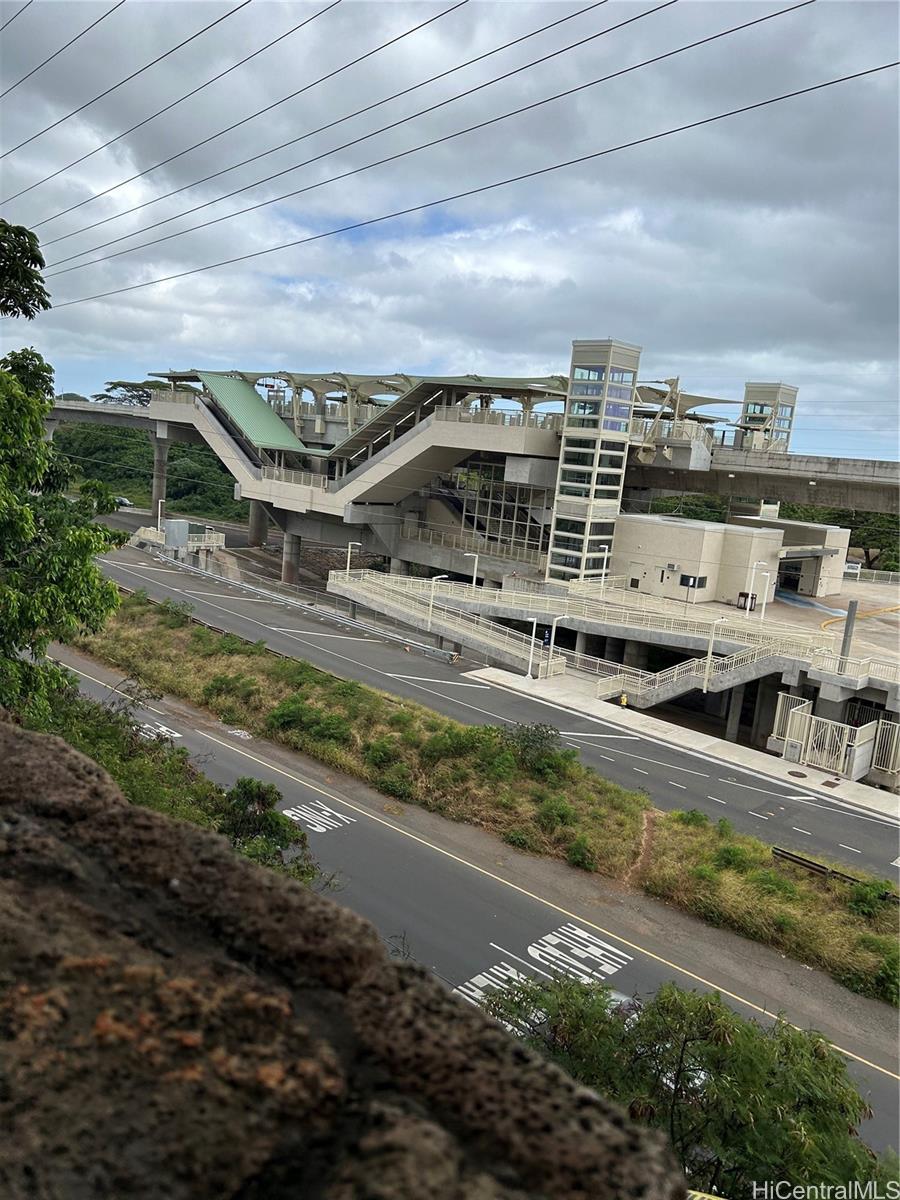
xmin=792 ymin=827 xmax=812 ymax=835
xmin=633 ymin=768 xmax=648 ymax=775
xmin=669 ymin=781 xmax=687 ymax=790
xmin=598 ymin=754 xmax=615 ymax=763
xmin=748 ymin=812 xmax=769 ymax=820
xmin=707 ymin=796 xmax=726 ymax=805
xmin=839 ymin=843 xmax=861 ymax=853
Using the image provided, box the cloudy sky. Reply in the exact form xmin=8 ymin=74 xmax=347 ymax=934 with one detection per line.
xmin=1 ymin=0 xmax=897 ymax=458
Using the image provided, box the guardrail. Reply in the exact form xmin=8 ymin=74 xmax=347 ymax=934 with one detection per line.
xmin=843 ymin=563 xmax=900 ymax=585
xmin=629 ymin=416 xmax=713 ymax=451
xmin=433 ymin=407 xmax=563 ymax=430
xmin=772 ymin=847 xmax=899 ymax=899
xmin=809 ymin=651 xmax=900 ymax=686
xmin=261 ymin=465 xmax=329 ymax=490
xmin=402 ymin=525 xmax=547 ymax=569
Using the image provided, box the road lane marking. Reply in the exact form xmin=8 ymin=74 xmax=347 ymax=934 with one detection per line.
xmin=633 ymin=768 xmax=648 ymax=775
xmin=839 ymin=843 xmax=861 ymax=853
xmin=386 ymin=674 xmax=490 ymax=687
xmin=793 ymin=827 xmax=812 ymax=835
xmin=559 ymin=732 xmax=639 ymax=740
xmin=669 ymin=781 xmax=687 ymax=790
xmin=283 ymin=799 xmax=356 ymax=834
xmin=272 ymin=629 xmax=376 ymax=640
xmin=598 ymin=754 xmax=615 ymax=763
xmin=62 ymin=662 xmax=167 ymax=715
xmin=748 ymin=812 xmax=769 ymax=820
xmin=489 ymin=942 xmax=554 ymax=979
xmin=707 ymin=796 xmax=726 ymax=805
xmin=189 ymin=729 xmax=900 ymax=1084
xmin=105 ymin=560 xmax=897 ymax=829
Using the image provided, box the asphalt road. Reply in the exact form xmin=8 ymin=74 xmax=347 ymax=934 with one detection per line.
xmin=98 ymin=547 xmax=900 ymax=879
xmin=59 ymin=644 xmax=899 ymax=1155
xmin=103 ymin=508 xmax=269 ymax=549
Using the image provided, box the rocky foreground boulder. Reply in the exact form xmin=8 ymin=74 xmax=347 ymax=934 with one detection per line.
xmin=0 ymin=718 xmax=683 ymax=1199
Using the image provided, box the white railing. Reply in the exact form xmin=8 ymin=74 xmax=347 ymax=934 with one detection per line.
xmin=187 ymin=531 xmax=226 ymax=548
xmin=261 ymin=465 xmax=329 ymax=490
xmin=844 ymin=563 xmax=900 ymax=586
xmin=368 ymin=573 xmax=830 ymax=656
xmin=402 ymin=525 xmax=547 ymax=568
xmin=329 ymin=571 xmax=564 ymax=677
xmin=433 ymin=407 xmax=563 ymax=431
xmin=628 ymin=417 xmax=713 ymax=451
xmin=810 ymin=651 xmax=900 ymax=686
xmin=772 ymin=692 xmax=811 ymax=741
xmin=873 ymin=720 xmax=900 ymax=774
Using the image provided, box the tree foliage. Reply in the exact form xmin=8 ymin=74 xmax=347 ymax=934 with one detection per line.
xmin=218 ymin=776 xmax=314 ymax=880
xmin=487 ymin=977 xmax=896 ymax=1198
xmin=92 ymin=379 xmax=171 ymax=406
xmin=0 ymin=219 xmax=51 ymax=320
xmin=0 ymin=354 xmax=125 ymax=718
xmin=1 ymin=346 xmax=55 ymax=401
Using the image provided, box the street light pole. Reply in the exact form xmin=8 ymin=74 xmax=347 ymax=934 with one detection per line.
xmin=526 ymin=617 xmax=539 ymax=680
xmin=746 ymin=559 xmax=767 ymax=617
xmin=427 ymin=574 xmax=449 ymax=632
xmin=463 ymin=551 xmax=479 ymax=587
xmin=759 ymin=572 xmax=771 ymax=623
xmin=702 ymin=617 xmax=728 ymax=693
xmin=548 ymin=614 xmax=562 ymax=657
xmin=345 ymin=541 xmax=362 ymax=576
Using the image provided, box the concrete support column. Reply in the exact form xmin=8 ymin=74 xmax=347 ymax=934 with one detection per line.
xmin=151 ymin=437 xmax=171 ymax=525
xmin=389 ymin=558 xmax=409 ymax=576
xmin=623 ymin=639 xmax=649 ymax=669
xmin=575 ymin=631 xmax=588 ymax=655
xmin=814 ymin=695 xmax=847 ymax=723
xmin=281 ymin=532 xmax=301 ymax=585
xmin=750 ymin=676 xmax=779 ymax=747
xmin=725 ymin=683 xmax=746 ymax=742
xmin=247 ymin=500 xmax=268 ymax=547
xmin=605 ymin=637 xmax=625 ymax=663
xmin=44 ymin=419 xmax=59 ymax=442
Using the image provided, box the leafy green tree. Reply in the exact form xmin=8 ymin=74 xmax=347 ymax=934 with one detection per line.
xmin=92 ymin=379 xmax=170 ymax=406
xmin=0 ymin=219 xmax=51 ymax=319
xmin=0 ymin=363 xmax=125 ymax=718
xmin=219 ymin=776 xmax=315 ymax=883
xmin=487 ymin=977 xmax=893 ymax=1197
xmin=1 ymin=346 xmax=55 ymax=401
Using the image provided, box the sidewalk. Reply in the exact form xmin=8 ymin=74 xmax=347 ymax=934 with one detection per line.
xmin=469 ymin=667 xmax=900 ymax=822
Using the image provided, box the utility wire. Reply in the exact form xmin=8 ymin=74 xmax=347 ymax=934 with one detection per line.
xmin=1 ymin=0 xmax=253 ymax=158
xmin=0 ymin=0 xmax=33 ymax=34
xmin=32 ymin=0 xmax=606 ymax=234
xmin=44 ymin=0 xmax=674 ymax=269
xmin=44 ymin=61 xmax=899 ymax=311
xmin=44 ymin=0 xmax=813 ymax=276
xmin=3 ymin=0 xmax=341 ymax=198
xmin=1 ymin=0 xmax=127 ymax=101
xmin=19 ymin=0 xmax=471 ymax=217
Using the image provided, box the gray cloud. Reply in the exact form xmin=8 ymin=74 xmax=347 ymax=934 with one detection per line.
xmin=1 ymin=0 xmax=897 ymax=458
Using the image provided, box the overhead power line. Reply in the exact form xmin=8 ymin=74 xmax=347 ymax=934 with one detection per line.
xmin=0 ymin=0 xmax=253 ymax=159
xmin=0 ymin=0 xmax=127 ymax=101
xmin=19 ymin=0 xmax=471 ymax=218
xmin=2 ymin=0 xmax=342 ymax=199
xmin=0 ymin=0 xmax=33 ymax=34
xmin=44 ymin=61 xmax=899 ymax=312
xmin=31 ymin=0 xmax=607 ymax=232
xmin=44 ymin=0 xmax=813 ymax=277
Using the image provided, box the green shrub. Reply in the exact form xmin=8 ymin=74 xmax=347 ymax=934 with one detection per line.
xmin=201 ymin=673 xmax=259 ymax=704
xmin=157 ymin=598 xmax=193 ymax=628
xmin=504 ymin=826 xmax=539 ymax=852
xmin=714 ymin=844 xmax=753 ymax=873
xmin=692 ymin=864 xmax=719 ymax=885
xmin=716 ymin=818 xmax=733 ymax=838
xmin=421 ymin=727 xmax=479 ymax=765
xmin=535 ymin=796 xmax=577 ymax=832
xmin=500 ymin=723 xmax=575 ymax=779
xmin=364 ymin=735 xmax=397 ymax=769
xmin=847 ymin=879 xmax=892 ymax=919
xmin=377 ymin=763 xmax=414 ymax=800
xmin=482 ymin=748 xmax=517 ymax=782
xmin=267 ymin=696 xmax=351 ymax=744
xmin=674 ymin=808 xmax=709 ymax=828
xmin=269 ymin=659 xmax=322 ymax=688
xmin=387 ymin=709 xmax=414 ymax=730
xmin=748 ymin=868 xmax=798 ymax=900
xmin=567 ymin=834 xmax=596 ymax=871
xmin=773 ymin=912 xmax=797 ymax=934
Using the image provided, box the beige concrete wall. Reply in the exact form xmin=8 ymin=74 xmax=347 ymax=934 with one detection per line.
xmin=611 ymin=514 xmax=782 ymax=606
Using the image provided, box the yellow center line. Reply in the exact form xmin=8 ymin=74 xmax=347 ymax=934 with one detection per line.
xmin=191 ymin=727 xmax=899 ymax=1084
xmin=820 ymin=604 xmax=900 ymax=630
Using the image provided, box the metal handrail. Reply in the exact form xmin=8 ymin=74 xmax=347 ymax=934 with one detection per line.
xmin=433 ymin=407 xmax=563 ymax=430
xmin=261 ymin=465 xmax=329 ymax=490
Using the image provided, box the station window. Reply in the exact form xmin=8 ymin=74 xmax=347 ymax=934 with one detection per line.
xmin=559 ymin=483 xmax=590 ymax=498
xmin=584 ymin=556 xmax=611 ymax=570
xmin=600 ymin=439 xmax=628 ymax=452
xmin=596 ymin=473 xmax=622 ymax=487
xmin=593 ymin=486 xmax=621 ymax=499
xmin=568 ymin=417 xmax=599 ymax=429
xmin=602 ymin=418 xmax=629 ymax=432
xmin=605 ymin=385 xmax=633 ymax=401
xmin=604 ymin=401 xmax=631 ymax=418
xmin=608 ymin=368 xmax=635 ymax=383
xmin=561 ymin=468 xmax=592 ymax=485
xmin=572 ymin=366 xmax=605 ymax=381
xmin=563 ymin=437 xmax=596 ymax=450
xmin=555 ymin=518 xmax=586 ymax=535
xmin=552 ymin=534 xmax=584 ymax=551
xmin=589 ymin=521 xmax=615 ymax=536
xmin=570 ymin=400 xmax=602 ymax=416
xmin=775 ymin=418 xmax=791 ymax=430
xmin=551 ymin=552 xmax=582 ymax=569
xmin=678 ymin=574 xmax=708 ymax=589
xmin=563 ymin=451 xmax=595 ymax=468
xmin=778 ymin=405 xmax=793 ymax=417
xmin=571 ymin=382 xmax=604 ymax=397
xmin=597 ymin=452 xmax=624 ymax=468
xmin=746 ymin=403 xmax=771 ymax=416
